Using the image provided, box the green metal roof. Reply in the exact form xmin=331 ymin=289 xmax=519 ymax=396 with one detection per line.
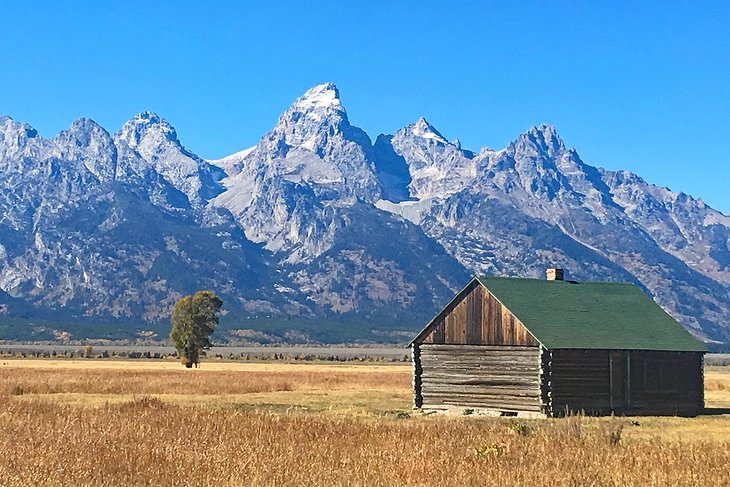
xmin=475 ymin=276 xmax=706 ymax=352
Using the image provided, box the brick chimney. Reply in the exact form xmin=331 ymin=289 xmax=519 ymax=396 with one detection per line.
xmin=546 ymin=268 xmax=564 ymax=281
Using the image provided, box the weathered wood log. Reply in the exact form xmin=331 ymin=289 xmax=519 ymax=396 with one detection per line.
xmin=420 ymin=344 xmax=538 ymax=352
xmin=417 ymin=344 xmax=542 ymax=411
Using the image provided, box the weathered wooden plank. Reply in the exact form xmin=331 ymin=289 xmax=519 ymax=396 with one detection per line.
xmin=422 ymin=387 xmax=540 ymax=396
xmin=421 ymin=344 xmax=539 ymax=352
xmin=423 ymin=398 xmax=543 ymax=411
xmin=424 ymin=398 xmax=542 ymax=409
xmin=417 ymin=280 xmax=541 ymax=347
xmin=465 ymin=286 xmax=482 ymax=345
xmin=423 ymin=374 xmax=539 ymax=383
xmin=417 ymin=344 xmax=542 ymax=412
xmin=421 ymin=354 xmax=538 ymax=361
xmin=481 ymin=287 xmax=490 ymax=344
xmin=421 ymin=374 xmax=536 ymax=387
xmin=420 ymin=373 xmax=539 ymax=380
xmin=423 ymin=391 xmax=541 ymax=401
xmin=420 ymin=363 xmax=539 ymax=372
xmin=422 ymin=378 xmax=541 ymax=387
xmin=423 ymin=392 xmax=542 ymax=403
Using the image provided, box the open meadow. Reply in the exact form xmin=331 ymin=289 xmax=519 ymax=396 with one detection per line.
xmin=1 ymin=359 xmax=729 ymax=486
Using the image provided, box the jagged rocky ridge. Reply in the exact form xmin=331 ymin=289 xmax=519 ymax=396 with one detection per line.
xmin=0 ymin=83 xmax=728 ymax=344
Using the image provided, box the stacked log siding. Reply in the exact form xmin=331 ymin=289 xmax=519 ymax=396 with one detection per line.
xmin=548 ymin=349 xmax=612 ymax=415
xmin=625 ymin=351 xmax=704 ymax=416
xmin=417 ymin=345 xmax=542 ymax=412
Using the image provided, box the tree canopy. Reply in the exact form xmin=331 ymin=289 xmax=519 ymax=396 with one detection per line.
xmin=169 ymin=290 xmax=223 ymax=368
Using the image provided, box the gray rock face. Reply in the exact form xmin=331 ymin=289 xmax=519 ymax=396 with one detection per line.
xmin=211 ymin=84 xmax=467 ymax=318
xmin=114 ymin=112 xmax=226 ymax=205
xmin=0 ymin=116 xmax=42 ymax=161
xmin=385 ymin=117 xmax=476 ymax=200
xmin=0 ymin=114 xmax=280 ymax=328
xmin=212 ymin=83 xmax=382 ymax=258
xmin=0 ymin=85 xmax=468 ymax=338
xmin=54 ymin=118 xmax=118 ymax=181
xmin=0 ymin=84 xmax=728 ymax=344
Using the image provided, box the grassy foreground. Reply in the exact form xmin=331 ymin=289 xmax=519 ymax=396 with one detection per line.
xmin=1 ymin=360 xmax=729 ymax=486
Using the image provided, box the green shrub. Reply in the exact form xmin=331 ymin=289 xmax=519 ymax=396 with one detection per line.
xmin=474 ymin=442 xmax=506 ymax=458
xmin=507 ymin=421 xmax=530 ymax=436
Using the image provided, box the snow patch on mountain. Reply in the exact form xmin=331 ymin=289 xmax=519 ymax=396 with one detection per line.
xmin=375 ymin=198 xmax=435 ymax=225
xmin=411 ymin=117 xmax=449 ymax=144
xmin=208 ymin=146 xmax=256 ymax=177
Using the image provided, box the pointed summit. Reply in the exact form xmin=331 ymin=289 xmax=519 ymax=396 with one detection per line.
xmin=276 ymin=83 xmax=349 ymax=130
xmin=113 ymin=112 xmax=224 ymax=204
xmin=258 ymin=83 xmax=372 ymax=161
xmin=413 ymin=116 xmax=434 ymax=130
xmin=117 ymin=111 xmax=179 ymax=149
xmin=291 ymin=83 xmax=342 ymax=111
xmin=520 ymin=123 xmax=565 ymax=156
xmin=0 ymin=116 xmax=39 ymax=139
xmin=409 ymin=117 xmax=449 ymax=144
xmin=55 ymin=118 xmax=117 ymax=181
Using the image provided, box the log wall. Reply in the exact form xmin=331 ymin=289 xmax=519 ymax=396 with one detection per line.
xmin=547 ymin=349 xmax=611 ymax=415
xmin=417 ymin=344 xmax=543 ymax=413
xmin=626 ymin=351 xmax=704 ymax=416
xmin=545 ymin=349 xmax=704 ymax=416
xmin=420 ymin=283 xmax=539 ymax=347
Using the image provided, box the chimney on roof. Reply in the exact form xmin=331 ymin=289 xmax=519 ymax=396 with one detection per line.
xmin=546 ymin=268 xmax=564 ymax=281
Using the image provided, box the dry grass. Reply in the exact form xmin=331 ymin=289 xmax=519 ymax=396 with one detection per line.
xmin=0 ymin=359 xmax=729 ymax=486
xmin=706 ymin=366 xmax=730 ymax=393
xmin=1 ymin=398 xmax=728 ymax=487
xmin=0 ymin=359 xmax=411 ymax=415
xmin=0 ymin=360 xmax=408 ymax=396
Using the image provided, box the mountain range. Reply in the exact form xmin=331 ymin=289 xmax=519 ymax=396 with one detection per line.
xmin=1 ymin=83 xmax=728 ymax=346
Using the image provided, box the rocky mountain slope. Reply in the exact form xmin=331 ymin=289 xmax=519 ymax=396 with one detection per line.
xmin=0 ymin=84 xmax=728 ymax=344
xmin=376 ymin=122 xmax=730 ymax=342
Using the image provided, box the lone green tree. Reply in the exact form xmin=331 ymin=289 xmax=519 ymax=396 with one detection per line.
xmin=170 ymin=290 xmax=223 ymax=368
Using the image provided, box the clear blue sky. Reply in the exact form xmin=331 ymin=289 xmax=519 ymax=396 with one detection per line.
xmin=2 ymin=1 xmax=729 ymax=212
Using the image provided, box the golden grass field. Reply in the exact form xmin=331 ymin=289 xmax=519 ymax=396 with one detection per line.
xmin=1 ymin=359 xmax=729 ymax=486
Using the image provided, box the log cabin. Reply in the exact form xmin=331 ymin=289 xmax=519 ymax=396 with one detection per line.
xmin=410 ymin=270 xmax=707 ymax=417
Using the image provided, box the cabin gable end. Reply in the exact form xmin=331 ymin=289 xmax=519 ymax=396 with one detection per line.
xmin=415 ymin=279 xmax=540 ymax=347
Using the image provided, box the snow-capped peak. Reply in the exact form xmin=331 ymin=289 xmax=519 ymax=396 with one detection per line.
xmin=292 ymin=83 xmax=342 ymax=111
xmin=410 ymin=117 xmax=449 ymax=144
xmin=271 ymin=83 xmax=350 ymax=131
xmin=209 ymin=146 xmax=256 ymax=165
